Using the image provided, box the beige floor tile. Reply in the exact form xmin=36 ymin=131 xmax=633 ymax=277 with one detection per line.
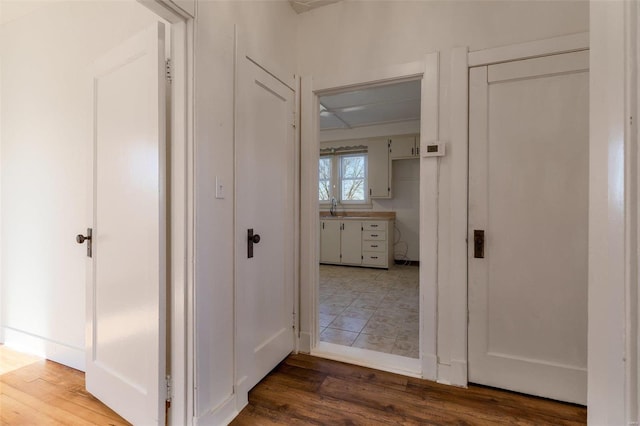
xmin=353 ymin=333 xmax=396 ymax=353
xmin=319 ymin=264 xmax=420 ymax=356
xmin=329 ymin=315 xmax=368 ymax=333
xmin=321 ymin=328 xmax=359 ymax=346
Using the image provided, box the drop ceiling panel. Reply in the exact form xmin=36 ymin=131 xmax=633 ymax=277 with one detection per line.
xmin=320 ymin=114 xmax=348 ymax=130
xmin=335 ymin=98 xmax=421 ymax=128
xmin=319 ymin=80 xmax=421 ymax=130
xmin=320 ymin=80 xmax=421 ymax=110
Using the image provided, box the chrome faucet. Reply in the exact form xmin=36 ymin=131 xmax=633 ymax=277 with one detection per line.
xmin=330 ymin=197 xmax=337 ymax=216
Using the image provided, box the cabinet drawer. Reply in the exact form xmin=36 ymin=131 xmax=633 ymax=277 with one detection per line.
xmin=362 ymin=252 xmax=387 ymax=267
xmin=363 ymin=241 xmax=385 ymax=252
xmin=363 ymin=221 xmax=387 ymax=231
xmin=363 ymin=230 xmax=386 ymax=241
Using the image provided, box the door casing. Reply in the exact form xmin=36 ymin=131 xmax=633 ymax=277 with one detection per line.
xmin=299 ymin=55 xmax=440 ymax=380
xmin=134 ymin=1 xmax=195 ymax=424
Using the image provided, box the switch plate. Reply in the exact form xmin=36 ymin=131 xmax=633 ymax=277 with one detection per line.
xmin=215 ymin=176 xmax=225 ymax=199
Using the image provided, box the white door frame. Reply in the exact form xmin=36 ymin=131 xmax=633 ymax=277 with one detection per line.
xmin=449 ymin=32 xmax=589 ymax=389
xmin=137 ymin=1 xmax=195 ymax=424
xmin=300 ymin=53 xmax=440 ymax=380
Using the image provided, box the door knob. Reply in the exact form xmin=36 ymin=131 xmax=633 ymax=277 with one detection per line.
xmin=76 ymin=228 xmax=93 ymax=258
xmin=247 ymin=228 xmax=261 ymax=258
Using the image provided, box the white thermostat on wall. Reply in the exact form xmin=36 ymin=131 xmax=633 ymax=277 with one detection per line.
xmin=422 ymin=142 xmax=445 ymax=157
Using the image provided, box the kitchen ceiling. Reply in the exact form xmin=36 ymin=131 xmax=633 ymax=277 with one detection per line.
xmin=319 ymin=80 xmax=421 ymax=130
xmin=289 ymin=0 xmax=342 ymax=14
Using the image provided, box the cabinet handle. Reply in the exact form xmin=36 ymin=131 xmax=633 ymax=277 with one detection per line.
xmin=371 ymin=224 xmax=378 ymax=227
xmin=416 ymin=146 xmax=420 ymax=155
xmin=411 ymin=147 xmax=414 ymax=156
xmin=371 ymin=234 xmax=378 ymax=237
xmin=371 ymin=245 xmax=378 ymax=248
xmin=369 ymin=188 xmax=372 ymax=196
xmin=371 ymin=256 xmax=378 ymax=259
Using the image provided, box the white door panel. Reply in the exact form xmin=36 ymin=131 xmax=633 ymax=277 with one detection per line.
xmin=235 ymin=56 xmax=295 ymax=395
xmin=86 ymin=22 xmax=166 ymax=425
xmin=468 ymin=51 xmax=588 ymax=404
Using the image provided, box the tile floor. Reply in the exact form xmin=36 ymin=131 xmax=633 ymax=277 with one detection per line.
xmin=319 ymin=264 xmax=419 ymax=358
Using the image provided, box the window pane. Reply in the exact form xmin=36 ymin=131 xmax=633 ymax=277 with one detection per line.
xmin=319 ymin=157 xmax=332 ymax=201
xmin=319 ymin=157 xmax=331 ymax=180
xmin=341 ymin=155 xmax=365 ymax=179
xmin=341 ymin=178 xmax=365 ymax=201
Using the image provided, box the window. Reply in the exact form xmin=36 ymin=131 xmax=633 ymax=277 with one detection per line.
xmin=318 ymin=153 xmax=368 ymax=204
xmin=340 ymin=154 xmax=366 ymax=202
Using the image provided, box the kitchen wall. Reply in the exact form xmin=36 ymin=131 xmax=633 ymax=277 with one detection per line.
xmin=0 ymin=0 xmax=165 ymax=371
xmin=297 ymin=0 xmax=589 ymax=379
xmin=376 ymin=158 xmax=420 ymax=262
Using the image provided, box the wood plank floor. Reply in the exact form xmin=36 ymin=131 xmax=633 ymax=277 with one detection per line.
xmin=232 ymin=354 xmax=587 ymax=425
xmin=0 ymin=345 xmax=130 ymax=425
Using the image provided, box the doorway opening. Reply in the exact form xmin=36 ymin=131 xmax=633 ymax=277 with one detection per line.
xmin=317 ymin=81 xmax=421 ymax=361
xmin=300 ymin=56 xmax=440 ymax=379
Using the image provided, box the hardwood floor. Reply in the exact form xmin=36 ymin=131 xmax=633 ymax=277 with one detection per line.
xmin=1 ymin=346 xmax=587 ymax=425
xmin=232 ymin=353 xmax=587 ymax=425
xmin=0 ymin=345 xmax=129 ymax=425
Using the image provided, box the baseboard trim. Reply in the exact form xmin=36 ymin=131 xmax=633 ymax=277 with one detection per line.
xmin=195 ymin=393 xmax=238 ymax=426
xmin=298 ymin=331 xmax=312 ymax=353
xmin=2 ymin=327 xmax=85 ymax=371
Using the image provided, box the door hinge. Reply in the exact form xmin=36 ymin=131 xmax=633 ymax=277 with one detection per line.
xmin=292 ymin=110 xmax=297 ymax=128
xmin=292 ymin=312 xmax=296 ymax=329
xmin=166 ymin=375 xmax=172 ymax=403
xmin=165 ymin=58 xmax=172 ymax=83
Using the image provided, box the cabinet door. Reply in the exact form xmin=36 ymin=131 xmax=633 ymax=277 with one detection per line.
xmin=320 ymin=220 xmax=341 ymax=263
xmin=368 ymin=139 xmax=390 ymax=198
xmin=389 ymin=136 xmax=416 ymax=159
xmin=340 ymin=221 xmax=362 ymax=265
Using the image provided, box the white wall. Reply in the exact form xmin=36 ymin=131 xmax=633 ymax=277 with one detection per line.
xmin=376 ymin=158 xmax=420 ymax=262
xmin=192 ymin=1 xmax=298 ymax=422
xmin=0 ymin=0 xmax=163 ymax=370
xmin=297 ymin=0 xmax=588 ymax=380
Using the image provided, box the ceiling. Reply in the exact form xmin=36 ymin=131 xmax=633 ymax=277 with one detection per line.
xmin=289 ymin=0 xmax=342 ymax=14
xmin=319 ymin=80 xmax=421 ymax=131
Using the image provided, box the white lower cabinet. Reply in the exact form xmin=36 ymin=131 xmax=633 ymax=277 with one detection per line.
xmin=320 ymin=220 xmax=341 ymax=263
xmin=320 ymin=218 xmax=393 ymax=269
xmin=341 ymin=221 xmax=362 ymax=265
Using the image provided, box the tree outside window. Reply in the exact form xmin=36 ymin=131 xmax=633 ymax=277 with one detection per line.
xmin=340 ymin=155 xmax=366 ymax=201
xmin=319 ymin=157 xmax=332 ymax=201
xmin=318 ymin=153 xmax=368 ymax=204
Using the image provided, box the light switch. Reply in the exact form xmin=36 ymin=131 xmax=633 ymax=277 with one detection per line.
xmin=215 ymin=176 xmax=225 ymax=199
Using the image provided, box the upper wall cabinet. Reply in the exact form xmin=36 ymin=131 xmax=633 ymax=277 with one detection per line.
xmin=368 ymin=138 xmax=391 ymax=199
xmin=389 ymin=135 xmax=420 ymax=159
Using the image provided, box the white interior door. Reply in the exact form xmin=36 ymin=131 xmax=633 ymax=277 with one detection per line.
xmin=235 ymin=56 xmax=296 ymax=396
xmin=468 ymin=50 xmax=589 ymax=404
xmin=85 ymin=22 xmax=167 ymax=425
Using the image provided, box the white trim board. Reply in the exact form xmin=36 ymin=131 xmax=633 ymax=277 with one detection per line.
xmin=468 ymin=32 xmax=589 ymax=67
xmin=138 ymin=2 xmax=195 ymax=425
